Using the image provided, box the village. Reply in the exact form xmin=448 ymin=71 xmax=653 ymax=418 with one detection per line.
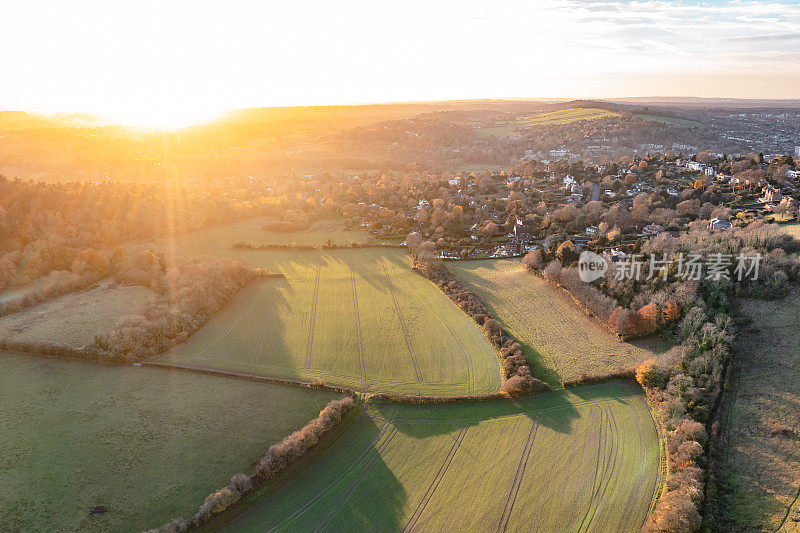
xmin=332 ymin=147 xmax=800 ymax=263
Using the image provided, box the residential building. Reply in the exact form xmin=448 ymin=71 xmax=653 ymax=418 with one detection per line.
xmin=764 ymin=185 xmax=783 ymax=203
xmin=642 ymin=223 xmax=665 ymax=236
xmin=709 ymin=218 xmax=733 ymax=231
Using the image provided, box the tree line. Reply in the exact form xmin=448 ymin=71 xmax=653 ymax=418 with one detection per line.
xmin=147 ymin=396 xmax=355 ymax=532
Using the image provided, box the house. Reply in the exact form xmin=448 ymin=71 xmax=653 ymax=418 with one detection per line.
xmin=642 ymin=223 xmax=665 ymax=236
xmin=787 ymin=169 xmax=800 ymax=180
xmin=764 ymin=186 xmax=783 ymax=203
xmin=709 ymin=218 xmax=732 ymax=231
xmin=585 ymin=225 xmax=599 ymax=236
xmin=605 ymin=249 xmax=628 ymax=263
xmin=513 ymin=219 xmax=537 ymax=242
xmin=779 ymin=196 xmax=800 ymax=212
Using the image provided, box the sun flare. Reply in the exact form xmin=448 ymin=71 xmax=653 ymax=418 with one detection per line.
xmin=96 ymin=106 xmax=227 ymax=131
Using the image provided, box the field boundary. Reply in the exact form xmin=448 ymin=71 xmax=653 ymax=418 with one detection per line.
xmin=140 ymin=360 xmax=358 ymax=396
xmin=644 ymin=392 xmax=668 ymax=524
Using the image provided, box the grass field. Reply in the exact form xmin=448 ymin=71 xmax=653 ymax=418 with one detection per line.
xmin=781 ymin=223 xmax=800 ymax=239
xmin=0 ymin=351 xmax=341 ymax=532
xmin=634 ymin=114 xmax=704 ymax=128
xmin=159 ymin=248 xmax=502 ymax=395
xmin=448 ymin=259 xmax=668 ymax=386
xmin=0 ymin=281 xmax=153 ymax=348
xmin=717 ymin=293 xmax=800 ymax=531
xmin=517 ymin=107 xmax=619 ymax=126
xmin=214 ymin=381 xmax=660 ymax=532
xmin=128 ymin=218 xmax=369 ymax=257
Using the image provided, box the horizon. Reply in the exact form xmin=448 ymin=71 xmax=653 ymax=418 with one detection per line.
xmin=4 ymin=0 xmax=799 ymax=129
xmin=4 ymin=94 xmax=800 ymax=132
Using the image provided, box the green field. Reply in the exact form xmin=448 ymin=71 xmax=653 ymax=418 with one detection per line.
xmin=215 ymin=381 xmax=660 ymax=532
xmin=634 ymin=113 xmax=704 ymax=128
xmin=128 ymin=218 xmax=368 ymax=256
xmin=781 ymin=223 xmax=800 ymax=239
xmin=517 ymin=108 xmax=619 ymax=126
xmin=159 ymin=248 xmax=502 ymax=395
xmin=0 ymin=351 xmax=341 ymax=532
xmin=448 ymin=260 xmax=667 ymax=385
xmin=717 ymin=294 xmax=800 ymax=531
xmin=0 ymin=281 xmax=153 ymax=348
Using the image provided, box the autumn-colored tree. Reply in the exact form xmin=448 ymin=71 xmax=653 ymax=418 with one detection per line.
xmin=556 ymin=240 xmax=578 ymax=265
xmin=638 ymin=302 xmax=660 ymax=333
xmin=521 ymin=249 xmax=543 ymax=271
xmin=608 ymin=307 xmax=646 ymax=337
xmin=636 ymin=359 xmax=664 ymax=388
xmin=662 ymin=299 xmax=681 ymax=322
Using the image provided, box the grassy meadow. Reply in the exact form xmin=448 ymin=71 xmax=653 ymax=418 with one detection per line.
xmin=0 ymin=351 xmax=342 ymax=532
xmin=159 ymin=248 xmax=502 ymax=395
xmin=215 ymin=381 xmax=661 ymax=532
xmin=0 ymin=281 xmax=153 ymax=348
xmin=517 ymin=107 xmax=619 ymax=126
xmin=717 ymin=293 xmax=800 ymax=531
xmin=128 ymin=218 xmax=369 ymax=257
xmin=781 ymin=223 xmax=800 ymax=239
xmin=448 ymin=259 xmax=667 ymax=385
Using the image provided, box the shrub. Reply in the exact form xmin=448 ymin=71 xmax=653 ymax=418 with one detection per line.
xmin=521 ymin=249 xmax=543 ymax=271
xmin=151 ymin=396 xmax=355 ymax=532
xmin=636 ymin=359 xmax=664 ymax=388
xmin=95 ymin=254 xmax=262 ymax=360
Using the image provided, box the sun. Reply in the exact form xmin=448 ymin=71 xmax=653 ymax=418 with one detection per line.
xmin=96 ymin=105 xmax=227 ymax=131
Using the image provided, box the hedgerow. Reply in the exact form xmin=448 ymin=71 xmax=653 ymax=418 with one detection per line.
xmin=412 ymin=248 xmax=549 ymax=396
xmin=147 ymin=396 xmax=355 ymax=532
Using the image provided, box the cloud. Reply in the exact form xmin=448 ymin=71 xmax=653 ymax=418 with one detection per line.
xmin=552 ymin=0 xmax=800 ymax=68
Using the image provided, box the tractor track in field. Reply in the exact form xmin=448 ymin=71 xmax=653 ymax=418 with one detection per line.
xmin=260 ymin=412 xmax=398 ymax=533
xmin=405 ymin=280 xmax=476 ymax=394
xmin=582 ymin=405 xmax=621 ymax=532
xmin=577 ymin=404 xmax=621 ymax=533
xmin=380 ymin=259 xmax=423 ymax=383
xmin=576 ymin=407 xmax=608 ymax=533
xmin=190 ymin=282 xmax=269 ymax=358
xmin=253 ymin=280 xmax=284 ymax=362
xmin=496 ymin=419 xmax=539 ymax=533
xmin=403 ymin=426 xmax=469 ymax=533
xmin=313 ymin=425 xmax=400 ymax=532
xmin=349 ymin=261 xmax=367 ymax=392
xmin=304 ymin=265 xmax=321 ymax=370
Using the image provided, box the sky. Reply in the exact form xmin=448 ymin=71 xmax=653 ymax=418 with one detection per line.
xmin=2 ymin=0 xmax=799 ymax=128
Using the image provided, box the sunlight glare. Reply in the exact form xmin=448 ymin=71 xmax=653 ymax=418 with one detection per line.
xmin=96 ymin=105 xmax=228 ymax=131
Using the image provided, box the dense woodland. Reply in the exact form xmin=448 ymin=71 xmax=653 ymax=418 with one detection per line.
xmin=0 ymin=177 xmax=272 ymax=289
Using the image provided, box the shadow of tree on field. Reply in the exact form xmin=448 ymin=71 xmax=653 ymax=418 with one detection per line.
xmin=520 ymin=343 xmax=562 ymax=388
xmin=216 ymin=411 xmax=407 ymax=533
